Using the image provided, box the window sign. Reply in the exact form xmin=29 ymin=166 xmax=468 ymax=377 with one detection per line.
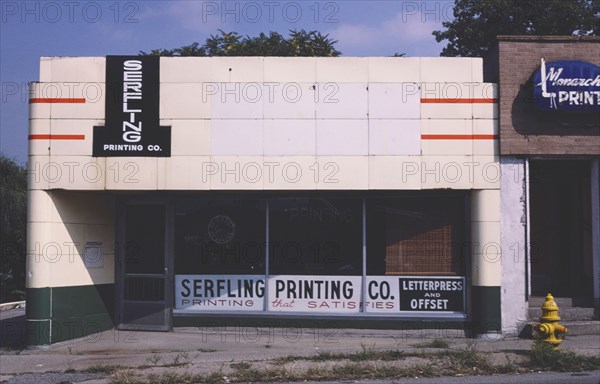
xmin=364 ymin=276 xmax=465 ymax=313
xmin=267 ymin=275 xmax=362 ymax=313
xmin=397 ymin=277 xmax=465 ymax=312
xmin=174 ymin=275 xmax=465 ymax=314
xmin=364 ymin=276 xmax=400 ymax=312
xmin=175 ymin=275 xmax=265 ymax=311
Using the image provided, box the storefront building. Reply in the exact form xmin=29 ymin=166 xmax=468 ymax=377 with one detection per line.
xmin=27 ymin=54 xmax=503 ymax=344
xmin=488 ymin=36 xmax=600 ymax=335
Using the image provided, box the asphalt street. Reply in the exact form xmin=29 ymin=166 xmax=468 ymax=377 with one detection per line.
xmin=294 ymin=371 xmax=600 ymax=384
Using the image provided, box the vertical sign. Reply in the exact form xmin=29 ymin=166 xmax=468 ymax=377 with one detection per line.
xmin=93 ymin=56 xmax=171 ymax=157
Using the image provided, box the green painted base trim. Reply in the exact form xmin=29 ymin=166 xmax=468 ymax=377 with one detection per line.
xmin=470 ymin=286 xmax=501 ymax=335
xmin=25 ymin=288 xmax=50 ymax=319
xmin=25 ymin=284 xmax=115 ymax=345
xmin=24 ymin=319 xmax=51 ymax=346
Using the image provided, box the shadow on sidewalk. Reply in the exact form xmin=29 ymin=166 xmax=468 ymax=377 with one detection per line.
xmin=0 ymin=309 xmax=26 ymax=349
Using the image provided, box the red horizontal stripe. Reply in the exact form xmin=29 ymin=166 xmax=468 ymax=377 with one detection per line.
xmin=29 ymin=134 xmax=85 ymax=140
xmin=422 ymin=134 xmax=498 ymax=140
xmin=421 ymin=98 xmax=497 ymax=104
xmin=29 ymin=98 xmax=86 ymax=104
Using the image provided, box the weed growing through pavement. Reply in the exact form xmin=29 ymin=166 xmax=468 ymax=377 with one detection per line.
xmin=229 ymin=361 xmax=251 ymax=371
xmin=106 ymin=339 xmax=600 ymax=383
xmin=145 ymin=353 xmax=161 ymax=366
xmin=197 ymin=348 xmax=218 ymax=353
xmin=83 ymin=365 xmax=125 ymax=374
xmin=528 ymin=340 xmax=600 ymax=372
xmin=412 ymin=338 xmax=450 ymax=348
xmin=111 ymin=369 xmax=142 ymax=384
xmin=165 ymin=351 xmax=190 ymax=367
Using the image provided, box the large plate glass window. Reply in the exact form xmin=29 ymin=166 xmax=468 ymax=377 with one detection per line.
xmin=174 ymin=199 xmax=266 ymax=312
xmin=365 ymin=193 xmax=467 ymax=314
xmin=268 ymin=197 xmax=363 ymax=313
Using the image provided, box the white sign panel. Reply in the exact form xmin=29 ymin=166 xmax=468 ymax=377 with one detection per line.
xmin=175 ymin=275 xmax=265 ymax=311
xmin=364 ymin=276 xmax=400 ymax=312
xmin=267 ymin=275 xmax=362 ymax=313
xmin=175 ymin=275 xmax=465 ymax=315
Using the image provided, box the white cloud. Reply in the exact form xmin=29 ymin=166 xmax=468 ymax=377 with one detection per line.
xmin=326 ymin=10 xmax=446 ymax=56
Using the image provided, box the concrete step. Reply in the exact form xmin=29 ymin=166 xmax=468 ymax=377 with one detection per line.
xmin=528 ymin=306 xmax=595 ymax=322
xmin=522 ymin=320 xmax=600 ymax=337
xmin=563 ymin=321 xmax=600 ymax=336
xmin=528 ymin=296 xmax=594 ymax=307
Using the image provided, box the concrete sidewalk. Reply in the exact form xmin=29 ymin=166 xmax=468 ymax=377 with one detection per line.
xmin=1 ymin=307 xmax=599 ymax=383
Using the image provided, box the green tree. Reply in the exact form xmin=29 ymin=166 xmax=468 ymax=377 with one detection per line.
xmin=0 ymin=153 xmax=27 ymax=302
xmin=140 ymin=29 xmax=341 ymax=57
xmin=434 ymin=0 xmax=599 ymax=57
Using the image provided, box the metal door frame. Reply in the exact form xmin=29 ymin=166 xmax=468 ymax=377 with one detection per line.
xmin=115 ymin=196 xmax=174 ymax=331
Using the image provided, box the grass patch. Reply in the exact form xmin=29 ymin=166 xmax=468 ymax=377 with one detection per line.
xmin=351 ymin=349 xmax=405 ymax=361
xmin=110 ymin=363 xmax=440 ymax=383
xmin=275 ymin=350 xmax=405 ymax=363
xmin=412 ymin=338 xmax=450 ymax=349
xmin=145 ymin=353 xmax=162 ymax=366
xmin=275 ymin=347 xmax=407 ymax=364
xmin=197 ymin=348 xmax=218 ymax=353
xmin=139 ymin=352 xmax=191 ymax=369
xmin=109 ymin=338 xmax=600 ymax=384
xmin=145 ymin=372 xmax=208 ymax=384
xmin=349 ymin=343 xmax=405 ymax=361
xmin=441 ymin=343 xmax=496 ymax=374
xmin=422 ymin=340 xmax=516 ymax=375
xmin=111 ymin=369 xmax=143 ymax=384
xmin=529 ymin=340 xmax=600 ymax=372
xmin=83 ymin=364 xmax=125 ymax=374
xmin=230 ymin=361 xmax=251 ymax=371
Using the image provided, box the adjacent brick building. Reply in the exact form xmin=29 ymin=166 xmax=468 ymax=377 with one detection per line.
xmin=486 ymin=36 xmax=599 ymax=334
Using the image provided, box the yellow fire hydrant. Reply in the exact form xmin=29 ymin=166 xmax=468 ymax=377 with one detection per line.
xmin=534 ymin=293 xmax=567 ymax=349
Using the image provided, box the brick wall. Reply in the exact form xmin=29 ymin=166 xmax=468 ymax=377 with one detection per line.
xmin=497 ymin=36 xmax=600 ymax=155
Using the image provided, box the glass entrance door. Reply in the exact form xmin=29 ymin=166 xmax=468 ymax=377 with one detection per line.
xmin=117 ymin=203 xmax=172 ymax=331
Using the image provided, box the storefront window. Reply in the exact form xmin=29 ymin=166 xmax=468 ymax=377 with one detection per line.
xmin=269 ymin=198 xmax=363 ymax=276
xmin=367 ymin=194 xmax=466 ymax=276
xmin=364 ymin=193 xmax=467 ymax=314
xmin=173 ymin=193 xmax=466 ymax=315
xmin=175 ymin=198 xmax=266 ymax=275
xmin=266 ymin=197 xmax=363 ymax=313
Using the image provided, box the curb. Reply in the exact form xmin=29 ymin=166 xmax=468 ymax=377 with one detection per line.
xmin=0 ymin=301 xmax=25 ymax=311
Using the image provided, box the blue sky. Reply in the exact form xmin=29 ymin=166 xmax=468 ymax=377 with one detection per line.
xmin=0 ymin=0 xmax=454 ymax=163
